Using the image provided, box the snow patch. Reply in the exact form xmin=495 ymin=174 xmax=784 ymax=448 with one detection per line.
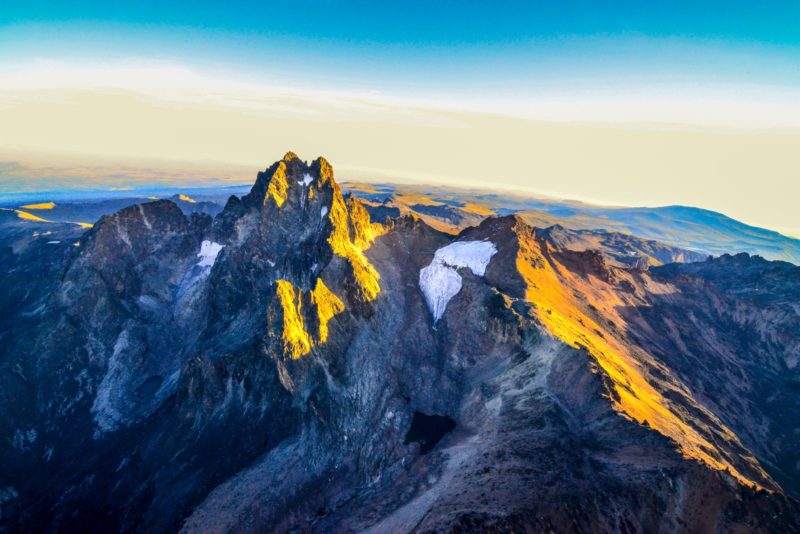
xmin=321 ymin=206 xmax=328 ymax=218
xmin=419 ymin=240 xmax=497 ymax=323
xmin=431 ymin=240 xmax=497 ymax=276
xmin=176 ymin=241 xmax=225 ymax=299
xmin=47 ymin=240 xmax=60 ymax=244
xmin=419 ymin=264 xmax=462 ymax=323
xmin=197 ymin=240 xmax=223 ymax=268
xmin=298 ymin=173 xmax=314 ymax=186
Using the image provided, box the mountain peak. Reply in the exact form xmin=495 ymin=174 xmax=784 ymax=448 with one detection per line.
xmin=208 ymin=153 xmax=388 ymax=360
xmin=241 ymin=153 xmax=333 ymax=211
xmin=310 ymin=156 xmax=335 ymax=186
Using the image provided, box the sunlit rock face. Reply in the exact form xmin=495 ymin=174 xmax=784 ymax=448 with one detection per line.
xmin=1 ymin=153 xmax=800 ymax=533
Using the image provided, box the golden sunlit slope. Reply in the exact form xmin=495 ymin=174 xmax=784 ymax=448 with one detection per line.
xmin=20 ymin=202 xmax=56 ymax=210
xmin=310 ymin=278 xmax=345 ymax=344
xmin=276 ymin=280 xmax=312 ymax=359
xmin=15 ymin=210 xmax=51 ymax=222
xmin=347 ymin=196 xmax=386 ymax=250
xmin=14 ymin=209 xmax=94 ymax=229
xmin=264 ymin=163 xmax=289 ymax=208
xmin=461 ymin=203 xmax=494 ymax=216
xmin=275 ymin=277 xmax=347 ymax=360
xmin=324 ymin=162 xmax=387 ymax=302
xmin=503 ymin=219 xmax=773 ymax=490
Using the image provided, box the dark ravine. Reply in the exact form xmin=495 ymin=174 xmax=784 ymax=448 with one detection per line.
xmin=1 ymin=153 xmax=799 ymax=533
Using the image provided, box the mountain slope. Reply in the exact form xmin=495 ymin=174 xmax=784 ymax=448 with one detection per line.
xmin=1 ymin=154 xmax=799 ymax=533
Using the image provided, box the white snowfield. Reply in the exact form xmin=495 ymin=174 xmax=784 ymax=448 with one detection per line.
xmin=197 ymin=240 xmax=224 ymax=268
xmin=298 ymin=173 xmax=314 ymax=186
xmin=419 ymin=240 xmax=497 ymax=323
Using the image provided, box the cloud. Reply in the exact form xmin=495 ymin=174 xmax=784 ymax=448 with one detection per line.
xmin=0 ymin=60 xmax=799 ymax=235
xmin=3 ymin=59 xmax=800 ymax=127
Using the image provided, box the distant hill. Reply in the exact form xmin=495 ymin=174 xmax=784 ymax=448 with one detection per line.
xmin=343 ymin=182 xmax=800 ymax=264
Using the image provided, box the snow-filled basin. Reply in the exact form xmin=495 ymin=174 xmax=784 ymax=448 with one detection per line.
xmin=419 ymin=240 xmax=497 ymax=323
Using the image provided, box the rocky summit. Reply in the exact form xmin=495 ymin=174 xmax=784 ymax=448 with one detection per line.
xmin=1 ymin=153 xmax=800 ymax=533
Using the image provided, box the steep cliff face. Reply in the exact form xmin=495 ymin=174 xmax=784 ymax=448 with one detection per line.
xmin=628 ymin=254 xmax=800 ymax=496
xmin=1 ymin=154 xmax=800 ymax=533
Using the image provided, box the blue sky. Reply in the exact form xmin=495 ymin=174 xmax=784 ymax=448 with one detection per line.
xmin=3 ymin=1 xmax=800 ymax=46
xmin=2 ymin=0 xmax=800 ymax=96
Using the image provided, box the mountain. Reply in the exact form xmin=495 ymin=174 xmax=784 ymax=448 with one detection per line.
xmin=347 ymin=182 xmax=800 ymax=264
xmin=1 ymin=153 xmax=799 ymax=532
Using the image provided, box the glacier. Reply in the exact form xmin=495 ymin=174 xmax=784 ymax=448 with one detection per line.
xmin=419 ymin=240 xmax=497 ymax=323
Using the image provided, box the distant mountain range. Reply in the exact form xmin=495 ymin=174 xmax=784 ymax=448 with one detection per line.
xmin=346 ymin=182 xmax=800 ymax=265
xmin=1 ymin=153 xmax=799 ymax=532
xmin=4 ymin=178 xmax=798 ymax=265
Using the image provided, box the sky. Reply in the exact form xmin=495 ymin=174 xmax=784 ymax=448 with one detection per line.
xmin=1 ymin=1 xmax=799 ymax=235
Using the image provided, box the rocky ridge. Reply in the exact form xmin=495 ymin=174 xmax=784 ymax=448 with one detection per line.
xmin=0 ymin=153 xmax=799 ymax=532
